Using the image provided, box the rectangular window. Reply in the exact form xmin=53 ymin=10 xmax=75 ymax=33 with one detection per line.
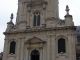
xmin=58 ymin=39 xmax=66 ymax=53
xmin=9 ymin=41 xmax=16 ymax=54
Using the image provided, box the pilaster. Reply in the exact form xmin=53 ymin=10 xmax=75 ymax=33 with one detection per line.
xmin=42 ymin=9 xmax=46 ymax=25
xmin=71 ymin=34 xmax=76 ymax=60
xmin=67 ymin=34 xmax=74 ymax=60
xmin=40 ymin=49 xmax=43 ymax=60
xmin=16 ymin=40 xmax=20 ymax=60
xmin=23 ymin=2 xmax=27 ymax=21
xmin=27 ymin=12 xmax=30 ymax=27
xmin=20 ymin=38 xmax=24 ymax=60
xmin=43 ymin=42 xmax=46 ymax=60
xmin=18 ymin=2 xmax=23 ymax=22
xmin=46 ymin=35 xmax=51 ymax=60
xmin=2 ymin=39 xmax=8 ymax=60
xmin=51 ymin=35 xmax=56 ymax=60
xmin=24 ymin=46 xmax=29 ymax=60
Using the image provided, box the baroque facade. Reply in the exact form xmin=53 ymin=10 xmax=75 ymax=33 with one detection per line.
xmin=2 ymin=0 xmax=79 ymax=60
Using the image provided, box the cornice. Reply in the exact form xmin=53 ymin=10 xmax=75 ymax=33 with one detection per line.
xmin=45 ymin=17 xmax=58 ymax=20
xmin=3 ymin=26 xmax=76 ymax=35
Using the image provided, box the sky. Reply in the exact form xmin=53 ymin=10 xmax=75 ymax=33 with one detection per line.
xmin=0 ymin=0 xmax=80 ymax=52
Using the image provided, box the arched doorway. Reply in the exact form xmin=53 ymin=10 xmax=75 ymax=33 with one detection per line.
xmin=31 ymin=50 xmax=40 ymax=60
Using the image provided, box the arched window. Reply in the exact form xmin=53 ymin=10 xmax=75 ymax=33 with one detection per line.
xmin=9 ymin=41 xmax=16 ymax=54
xmin=33 ymin=13 xmax=40 ymax=26
xmin=31 ymin=50 xmax=40 ymax=60
xmin=58 ymin=38 xmax=66 ymax=53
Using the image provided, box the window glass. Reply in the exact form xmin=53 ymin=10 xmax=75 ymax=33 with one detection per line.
xmin=58 ymin=38 xmax=66 ymax=53
xmin=37 ymin=15 xmax=40 ymax=26
xmin=9 ymin=41 xmax=16 ymax=54
xmin=33 ymin=15 xmax=36 ymax=26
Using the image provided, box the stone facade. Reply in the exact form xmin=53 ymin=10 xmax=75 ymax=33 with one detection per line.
xmin=2 ymin=0 xmax=77 ymax=60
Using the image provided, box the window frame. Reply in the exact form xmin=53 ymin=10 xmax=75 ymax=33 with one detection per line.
xmin=58 ymin=38 xmax=66 ymax=53
xmin=9 ymin=41 xmax=16 ymax=54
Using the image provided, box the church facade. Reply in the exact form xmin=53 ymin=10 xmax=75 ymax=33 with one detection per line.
xmin=2 ymin=0 xmax=78 ymax=60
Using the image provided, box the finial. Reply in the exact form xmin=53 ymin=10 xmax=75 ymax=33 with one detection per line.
xmin=65 ymin=5 xmax=70 ymax=15
xmin=10 ymin=13 xmax=14 ymax=22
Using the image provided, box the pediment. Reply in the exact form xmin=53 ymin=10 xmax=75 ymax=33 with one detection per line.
xmin=25 ymin=37 xmax=46 ymax=44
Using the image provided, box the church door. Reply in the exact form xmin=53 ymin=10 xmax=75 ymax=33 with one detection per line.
xmin=31 ymin=50 xmax=40 ymax=60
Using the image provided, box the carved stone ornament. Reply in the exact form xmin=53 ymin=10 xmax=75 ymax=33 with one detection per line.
xmin=25 ymin=37 xmax=46 ymax=49
xmin=55 ymin=35 xmax=68 ymax=42
xmin=43 ymin=3 xmax=46 ymax=9
xmin=28 ymin=6 xmax=31 ymax=12
xmin=27 ymin=0 xmax=47 ymax=9
xmin=56 ymin=53 xmax=68 ymax=58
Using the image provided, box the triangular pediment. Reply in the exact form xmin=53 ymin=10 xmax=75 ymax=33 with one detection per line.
xmin=26 ymin=37 xmax=45 ymax=44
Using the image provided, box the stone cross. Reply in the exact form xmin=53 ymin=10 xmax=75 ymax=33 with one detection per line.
xmin=65 ymin=5 xmax=70 ymax=15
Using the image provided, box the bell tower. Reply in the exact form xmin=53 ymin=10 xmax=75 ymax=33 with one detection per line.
xmin=16 ymin=0 xmax=59 ymax=29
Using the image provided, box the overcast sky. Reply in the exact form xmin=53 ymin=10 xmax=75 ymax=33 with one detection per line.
xmin=0 ymin=0 xmax=80 ymax=52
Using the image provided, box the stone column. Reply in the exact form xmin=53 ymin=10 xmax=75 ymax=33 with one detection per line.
xmin=2 ymin=39 xmax=8 ymax=60
xmin=46 ymin=35 xmax=50 ymax=60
